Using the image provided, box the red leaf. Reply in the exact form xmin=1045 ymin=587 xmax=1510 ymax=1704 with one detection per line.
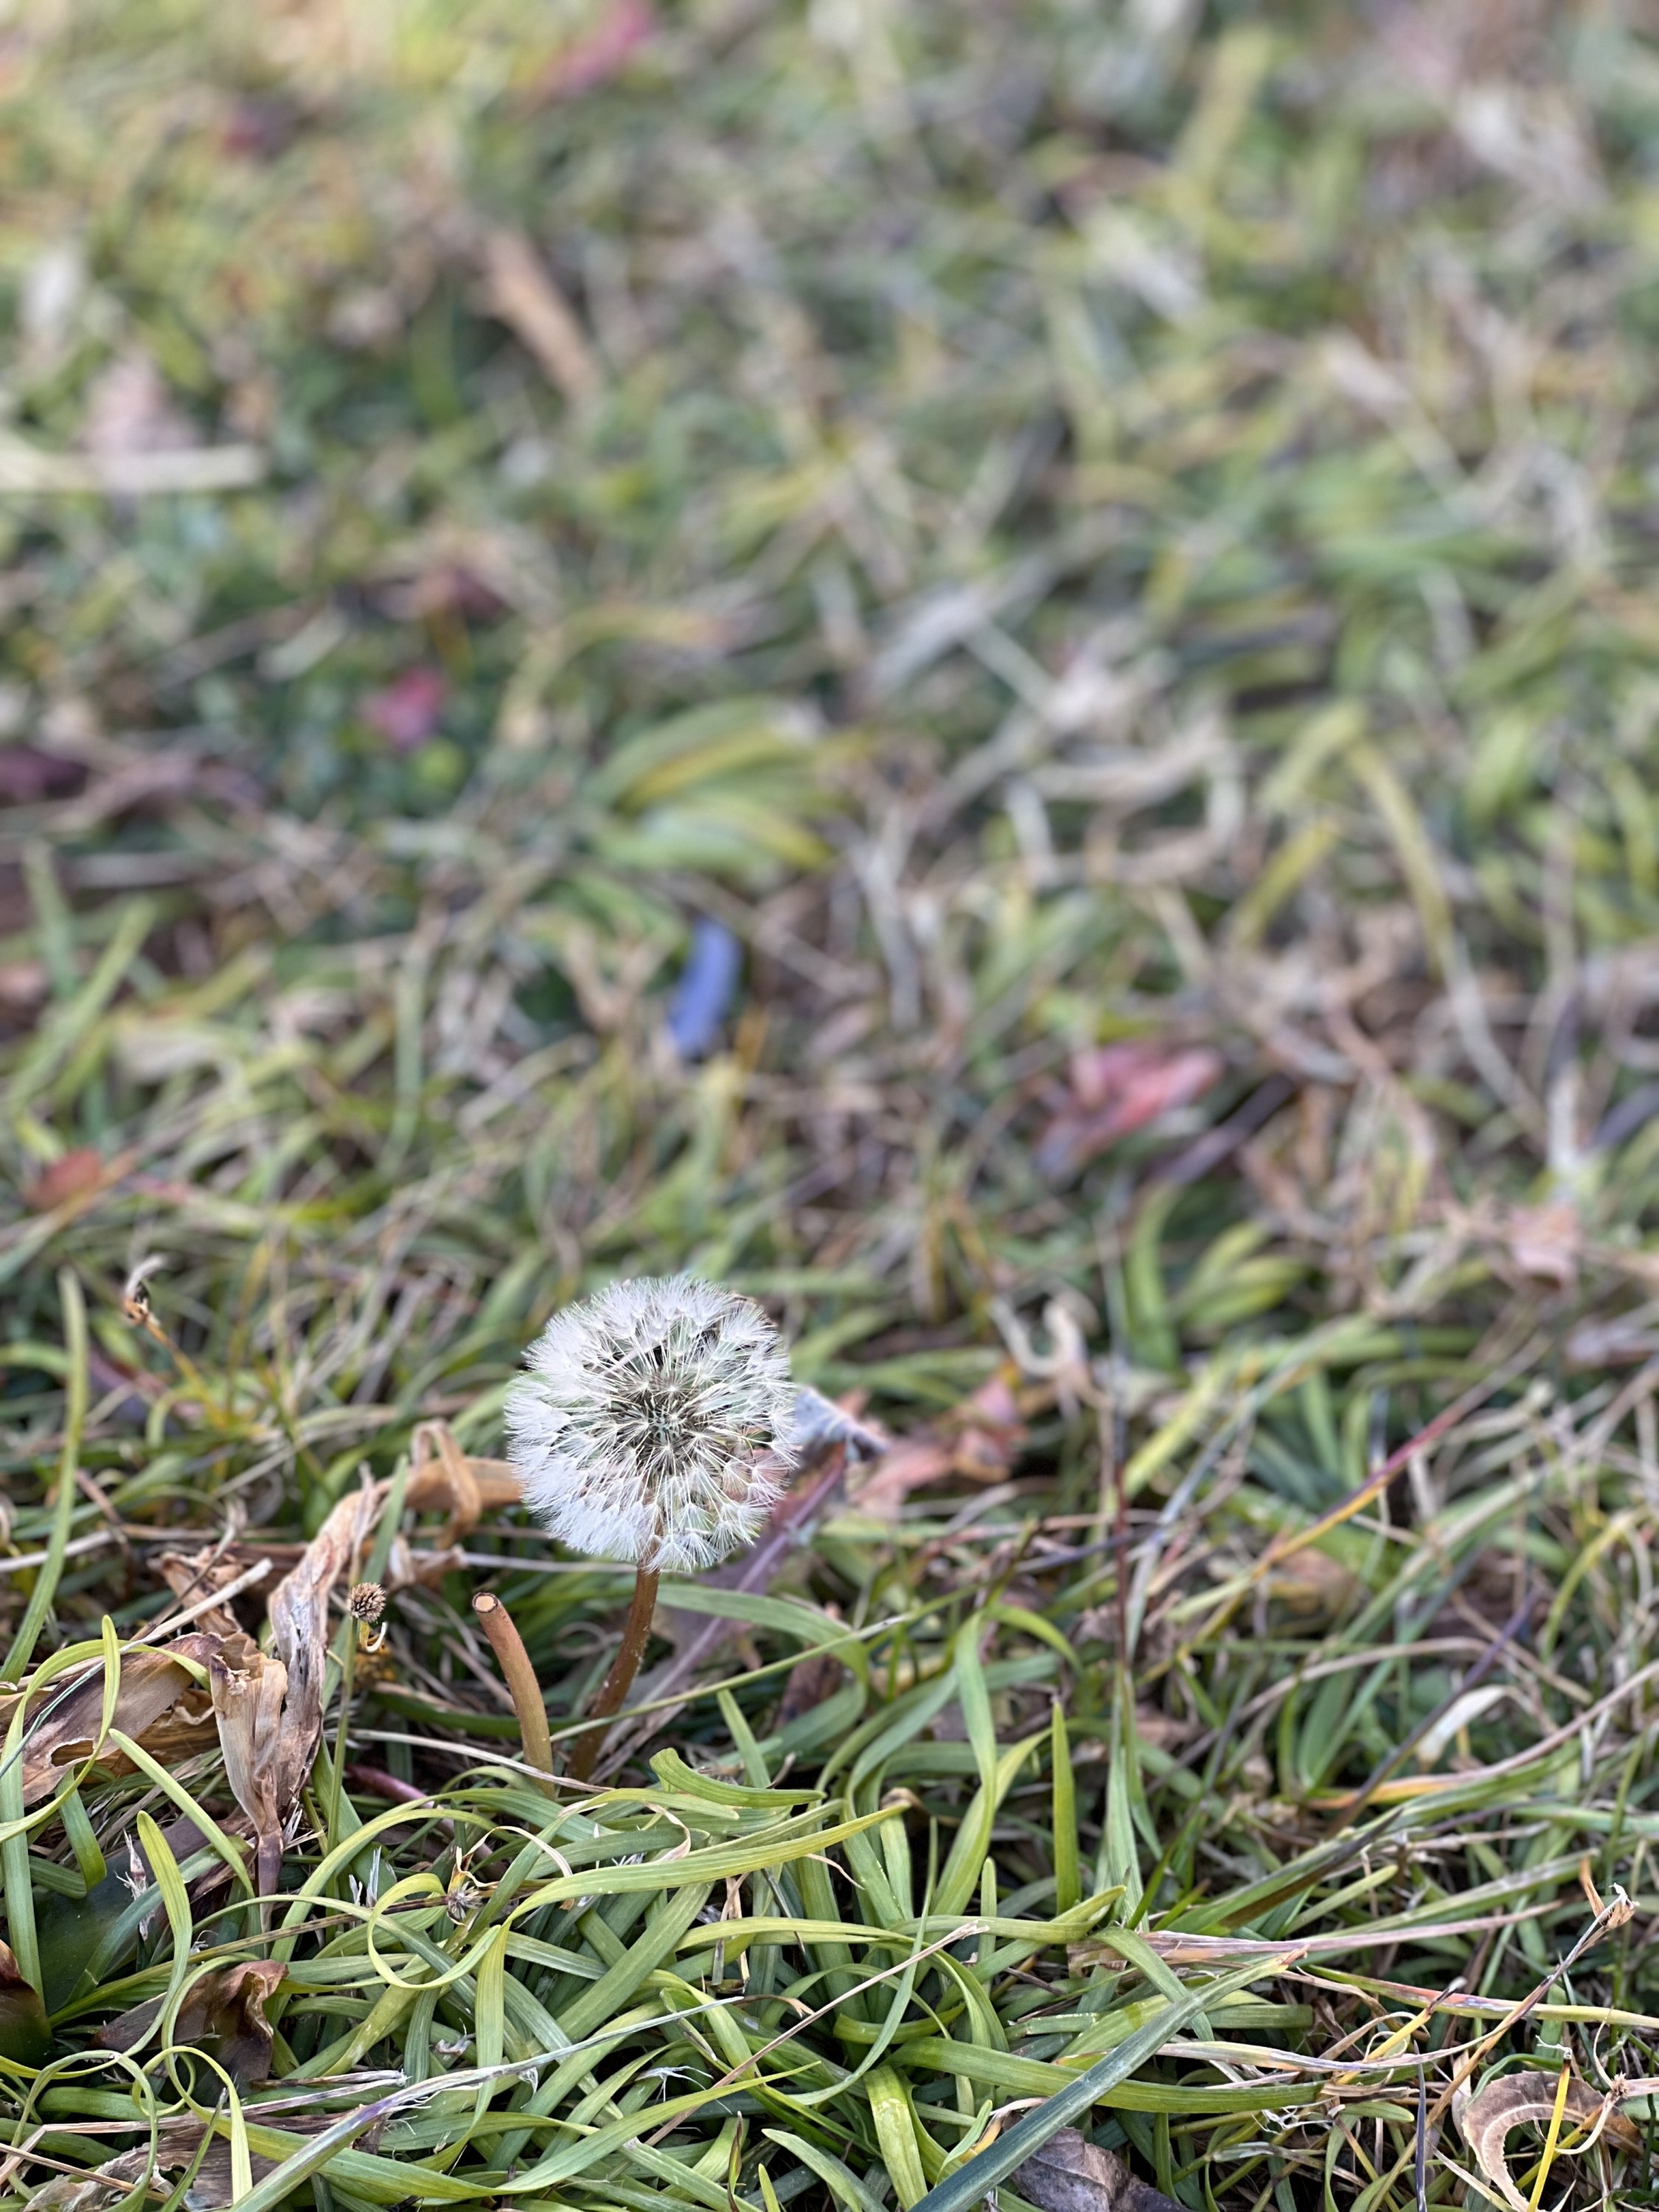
xmin=362 ymin=667 xmax=447 ymax=754
xmin=535 ymin=0 xmax=655 ymax=99
xmin=24 ymin=1147 xmax=108 ymax=1214
xmin=1036 ymin=1043 xmax=1223 ymax=1180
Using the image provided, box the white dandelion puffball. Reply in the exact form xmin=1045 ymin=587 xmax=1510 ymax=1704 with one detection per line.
xmin=504 ymin=1276 xmax=799 ymax=1573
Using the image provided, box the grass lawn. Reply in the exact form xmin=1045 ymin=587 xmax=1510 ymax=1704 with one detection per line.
xmin=5 ymin=1 xmax=1659 ymax=2205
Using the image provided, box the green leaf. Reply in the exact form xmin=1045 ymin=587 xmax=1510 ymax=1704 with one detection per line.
xmin=907 ymin=1955 xmax=1300 ymax=2211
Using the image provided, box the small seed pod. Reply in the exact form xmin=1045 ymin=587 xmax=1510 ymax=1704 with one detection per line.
xmin=348 ymin=1580 xmax=388 ymax=1653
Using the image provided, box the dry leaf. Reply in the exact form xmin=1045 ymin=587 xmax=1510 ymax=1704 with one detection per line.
xmin=5 ymin=1637 xmax=222 ymax=1806
xmin=1015 ymin=2126 xmax=1184 ymax=2211
xmin=1503 ymin=1197 xmax=1582 ymax=1287
xmin=1456 ymin=2070 xmax=1641 ymax=2212
xmin=97 ymin=1959 xmax=285 ymax=2084
xmin=775 ymin=1644 xmax=846 ymax=1730
xmin=271 ymin=1483 xmax=378 ymax=1803
xmin=855 ymin=1371 xmax=1027 ymax=1520
xmin=0 ymin=1939 xmax=49 ymax=2067
xmin=21 ymin=1148 xmax=109 ymax=1214
xmin=208 ymin=1636 xmax=288 ymax=1899
xmin=24 ymin=2110 xmax=356 ymax=2211
xmin=153 ymin=1549 xmax=248 ymax=1641
xmin=853 ymin=1436 xmax=952 ymax=1520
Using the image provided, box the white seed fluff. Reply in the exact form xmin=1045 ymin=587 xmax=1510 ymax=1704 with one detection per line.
xmin=504 ymin=1276 xmax=799 ymax=1573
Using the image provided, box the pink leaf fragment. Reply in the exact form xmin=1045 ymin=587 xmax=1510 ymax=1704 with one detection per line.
xmin=536 ymin=0 xmax=655 ymax=99
xmin=362 ymin=667 xmax=447 ymax=754
xmin=1036 ymin=1042 xmax=1224 ymax=1180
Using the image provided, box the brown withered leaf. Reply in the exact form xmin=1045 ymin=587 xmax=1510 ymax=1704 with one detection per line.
xmin=25 ymin=2110 xmax=358 ymax=2211
xmin=1015 ymin=2127 xmax=1184 ymax=2211
xmin=209 ymin=1637 xmax=288 ymax=1900
xmin=5 ymin=1636 xmax=221 ymax=1806
xmin=0 ymin=1938 xmax=49 ymax=2067
xmin=263 ymin=1486 xmax=380 ymax=1849
xmin=775 ymin=1644 xmax=847 ymax=1731
xmin=852 ymin=1435 xmax=951 ymax=1518
xmin=98 ymin=1959 xmax=285 ymax=2084
xmin=855 ymin=1371 xmax=1026 ymax=1520
xmin=1456 ymin=2070 xmax=1641 ymax=2212
xmin=21 ymin=1147 xmax=111 ymax=1214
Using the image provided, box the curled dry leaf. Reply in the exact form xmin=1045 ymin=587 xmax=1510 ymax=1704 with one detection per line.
xmin=97 ymin=1959 xmax=285 ymax=2084
xmin=1456 ymin=2070 xmax=1641 ymax=2212
xmin=204 ymin=1484 xmax=383 ymax=1897
xmin=208 ymin=1635 xmax=288 ymax=1901
xmin=404 ymin=1419 xmax=518 ymax=1541
xmin=257 ymin=1483 xmax=379 ymax=1875
xmin=1014 ymin=2126 xmax=1184 ymax=2212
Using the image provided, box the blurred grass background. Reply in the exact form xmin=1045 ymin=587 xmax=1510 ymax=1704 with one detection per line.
xmin=10 ymin=0 xmax=1659 ymax=2206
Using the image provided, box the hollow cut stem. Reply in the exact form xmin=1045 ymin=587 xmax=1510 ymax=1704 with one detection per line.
xmin=568 ymin=1566 xmax=660 ymax=1784
xmin=473 ymin=1590 xmax=555 ymax=1792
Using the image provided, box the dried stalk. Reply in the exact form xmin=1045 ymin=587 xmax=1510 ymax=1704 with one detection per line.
xmin=471 ymin=1590 xmax=555 ymax=1791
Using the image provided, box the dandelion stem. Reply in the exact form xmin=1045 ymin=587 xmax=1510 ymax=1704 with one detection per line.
xmin=568 ymin=1566 xmax=660 ymax=1782
xmin=472 ymin=1590 xmax=555 ymax=1792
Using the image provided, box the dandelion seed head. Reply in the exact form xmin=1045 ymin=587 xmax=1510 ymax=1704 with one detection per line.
xmin=504 ymin=1276 xmax=798 ymax=1572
